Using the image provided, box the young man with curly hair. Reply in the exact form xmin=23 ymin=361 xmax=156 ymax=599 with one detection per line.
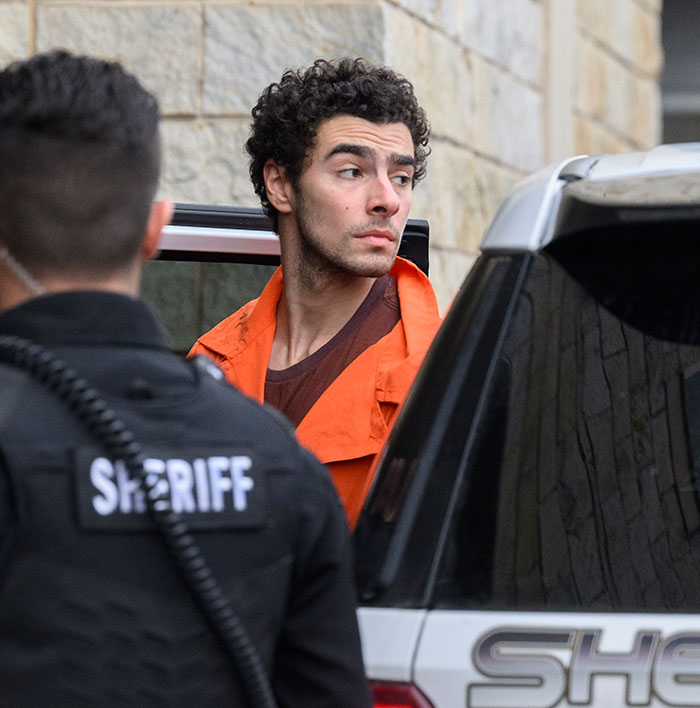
xmin=191 ymin=58 xmax=442 ymax=528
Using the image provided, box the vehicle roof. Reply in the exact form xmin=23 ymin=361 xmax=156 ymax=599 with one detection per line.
xmin=480 ymin=142 xmax=700 ymax=253
xmin=157 ymin=204 xmax=431 ymax=274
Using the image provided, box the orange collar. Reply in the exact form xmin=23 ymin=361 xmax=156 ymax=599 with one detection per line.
xmin=196 ymin=258 xmax=441 ymax=463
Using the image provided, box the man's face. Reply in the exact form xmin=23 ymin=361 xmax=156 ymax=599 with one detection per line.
xmin=289 ymin=114 xmax=415 ymax=279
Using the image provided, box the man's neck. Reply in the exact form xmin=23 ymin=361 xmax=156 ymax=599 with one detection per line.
xmin=0 ymin=262 xmax=141 ymax=314
xmin=268 ymin=271 xmax=377 ymax=370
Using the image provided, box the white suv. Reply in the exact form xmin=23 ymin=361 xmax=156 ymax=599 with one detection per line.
xmin=354 ymin=143 xmax=700 ymax=708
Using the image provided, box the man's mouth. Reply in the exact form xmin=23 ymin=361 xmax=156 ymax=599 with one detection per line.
xmin=354 ymin=229 xmax=397 ymax=246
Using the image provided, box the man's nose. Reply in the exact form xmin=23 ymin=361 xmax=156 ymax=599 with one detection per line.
xmin=368 ymin=174 xmax=401 ymax=217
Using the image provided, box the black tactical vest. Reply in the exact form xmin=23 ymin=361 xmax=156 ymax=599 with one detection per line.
xmin=0 ymin=363 xmax=291 ymax=708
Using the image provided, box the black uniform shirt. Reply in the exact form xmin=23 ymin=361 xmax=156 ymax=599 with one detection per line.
xmin=0 ymin=291 xmax=371 ymax=708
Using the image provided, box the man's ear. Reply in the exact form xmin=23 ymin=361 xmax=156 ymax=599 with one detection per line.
xmin=263 ymin=160 xmax=294 ymax=214
xmin=141 ymin=199 xmax=174 ymax=261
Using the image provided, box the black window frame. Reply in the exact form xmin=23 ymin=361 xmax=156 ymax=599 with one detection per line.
xmin=354 ymin=252 xmax=530 ymax=607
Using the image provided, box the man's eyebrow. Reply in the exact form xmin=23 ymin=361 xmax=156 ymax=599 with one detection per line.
xmin=393 ymin=154 xmax=416 ymax=169
xmin=326 ymin=143 xmax=416 ymax=169
xmin=326 ymin=143 xmax=373 ymax=160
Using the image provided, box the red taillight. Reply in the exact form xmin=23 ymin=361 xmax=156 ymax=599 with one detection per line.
xmin=370 ymin=681 xmax=434 ymax=708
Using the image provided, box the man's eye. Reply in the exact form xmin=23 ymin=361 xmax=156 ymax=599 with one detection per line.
xmin=392 ymin=174 xmax=412 ymax=186
xmin=339 ymin=168 xmax=360 ymax=178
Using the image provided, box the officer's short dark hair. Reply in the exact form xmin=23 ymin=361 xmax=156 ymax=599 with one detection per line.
xmin=0 ymin=50 xmax=161 ymax=278
xmin=246 ymin=57 xmax=431 ymax=227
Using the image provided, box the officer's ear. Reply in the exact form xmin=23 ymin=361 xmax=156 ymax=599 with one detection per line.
xmin=263 ymin=160 xmax=294 ymax=215
xmin=141 ymin=200 xmax=174 ymax=261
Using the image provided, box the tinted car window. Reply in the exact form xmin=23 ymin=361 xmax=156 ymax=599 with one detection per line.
xmin=435 ymin=236 xmax=700 ymax=612
xmin=140 ymin=261 xmax=275 ymax=355
xmin=355 ymin=255 xmax=526 ymax=606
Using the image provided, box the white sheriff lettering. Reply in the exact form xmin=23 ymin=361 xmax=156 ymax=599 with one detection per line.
xmin=90 ymin=454 xmax=255 ymax=516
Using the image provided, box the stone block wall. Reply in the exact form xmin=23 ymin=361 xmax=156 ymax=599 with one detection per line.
xmin=0 ymin=0 xmax=663 ymax=311
xmin=573 ymin=0 xmax=663 ymax=156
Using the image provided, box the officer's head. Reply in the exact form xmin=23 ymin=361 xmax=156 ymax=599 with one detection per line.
xmin=0 ymin=50 xmax=171 ymax=288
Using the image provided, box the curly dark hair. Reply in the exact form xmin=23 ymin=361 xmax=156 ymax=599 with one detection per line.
xmin=246 ymin=57 xmax=430 ymax=223
xmin=0 ymin=50 xmax=161 ymax=277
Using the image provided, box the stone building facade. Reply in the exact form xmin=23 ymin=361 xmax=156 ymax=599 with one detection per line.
xmin=0 ymin=0 xmax=663 ymax=310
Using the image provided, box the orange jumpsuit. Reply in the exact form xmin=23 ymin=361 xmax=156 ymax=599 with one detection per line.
xmin=190 ymin=257 xmax=441 ymax=527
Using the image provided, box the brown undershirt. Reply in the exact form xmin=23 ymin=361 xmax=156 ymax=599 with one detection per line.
xmin=265 ymin=274 xmax=401 ymax=427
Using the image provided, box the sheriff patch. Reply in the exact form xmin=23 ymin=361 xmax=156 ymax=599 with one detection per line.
xmin=75 ymin=445 xmax=266 ymax=531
